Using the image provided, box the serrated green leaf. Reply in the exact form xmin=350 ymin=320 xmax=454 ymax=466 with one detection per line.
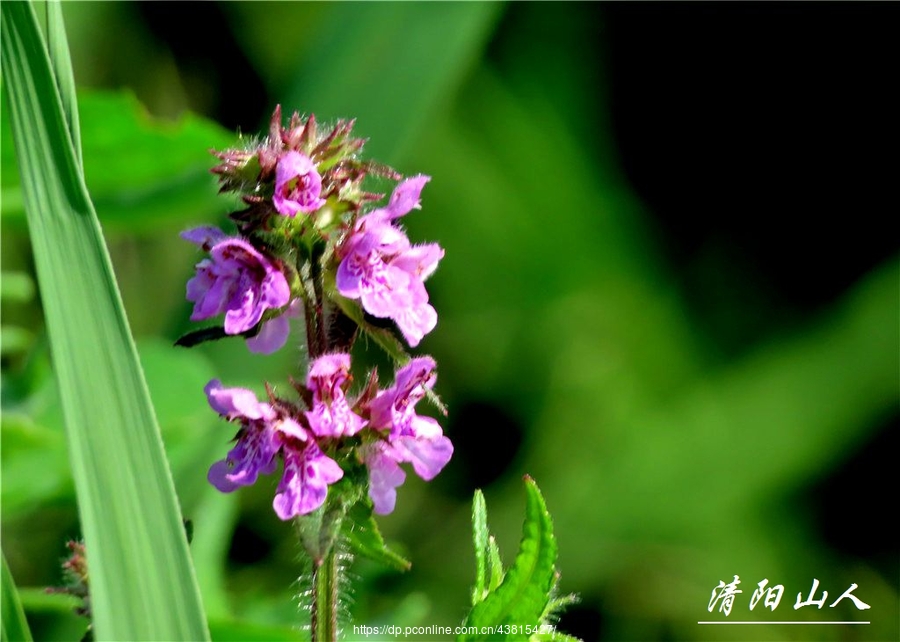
xmin=472 ymin=489 xmax=489 ymax=605
xmin=1 ymin=2 xmax=208 ymax=640
xmin=2 ymin=552 xmax=34 ymax=642
xmin=530 ymin=633 xmax=581 ymax=642
xmin=488 ymin=535 xmax=505 ymax=593
xmin=344 ymin=501 xmax=411 ymax=572
xmin=461 ymin=478 xmax=557 ymax=641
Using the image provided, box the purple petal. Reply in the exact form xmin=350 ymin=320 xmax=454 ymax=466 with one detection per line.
xmin=273 ymin=444 xmax=344 ymax=520
xmin=181 ymin=226 xmax=229 ymax=250
xmin=246 ymin=314 xmax=290 ymax=354
xmin=386 ymin=175 xmax=430 ymax=219
xmin=209 ymin=424 xmax=280 ymax=490
xmin=336 ymin=253 xmax=363 ymax=298
xmin=273 ymin=151 xmax=325 ymax=216
xmin=208 ymin=460 xmax=241 ymax=492
xmin=275 ymin=417 xmax=308 ymax=442
xmin=395 ymin=434 xmax=453 ymax=481
xmin=307 ymin=353 xmax=352 ymax=389
xmin=393 ymin=302 xmax=437 ymax=347
xmin=204 ymin=379 xmax=274 ymax=420
xmin=365 ymin=446 xmax=407 ymax=515
xmin=392 ymin=243 xmax=444 ymax=282
xmin=305 ymin=400 xmax=367 ymax=438
xmin=359 ymin=265 xmax=413 ymax=318
xmin=224 ymin=287 xmax=264 ymax=335
xmin=260 ymin=270 xmax=291 ymax=308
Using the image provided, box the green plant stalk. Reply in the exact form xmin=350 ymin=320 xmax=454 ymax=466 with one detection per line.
xmin=311 ymin=548 xmax=339 ymax=642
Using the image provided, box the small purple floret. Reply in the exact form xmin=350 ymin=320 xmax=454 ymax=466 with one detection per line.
xmin=364 ymin=358 xmax=453 ymax=513
xmin=273 ymin=151 xmax=326 ymax=216
xmin=205 ymin=380 xmax=281 ymax=492
xmin=183 ymin=230 xmax=291 ymax=349
xmin=364 ymin=443 xmax=407 ymax=515
xmin=336 ymin=176 xmax=443 ymax=347
xmin=273 ymin=442 xmax=344 ymax=519
xmin=305 ymin=353 xmax=367 ymax=437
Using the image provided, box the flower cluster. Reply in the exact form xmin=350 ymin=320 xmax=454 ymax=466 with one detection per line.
xmin=182 ymin=107 xmax=443 ymax=353
xmin=207 ymin=354 xmax=452 ymax=518
xmin=180 ymin=106 xmax=451 ymax=523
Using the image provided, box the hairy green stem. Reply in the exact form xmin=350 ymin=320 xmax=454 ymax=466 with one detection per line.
xmin=310 ymin=548 xmax=339 ymax=642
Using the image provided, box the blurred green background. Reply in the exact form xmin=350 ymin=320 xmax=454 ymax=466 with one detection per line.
xmin=2 ymin=3 xmax=897 ymax=641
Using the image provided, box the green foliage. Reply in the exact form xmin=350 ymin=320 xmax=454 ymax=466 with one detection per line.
xmin=1 ymin=90 xmax=235 ymax=234
xmin=344 ymin=502 xmax=412 ymax=573
xmin=1 ymin=2 xmax=208 ymax=640
xmin=461 ymin=479 xmax=576 ymax=642
xmin=2 ymin=552 xmax=34 ymax=642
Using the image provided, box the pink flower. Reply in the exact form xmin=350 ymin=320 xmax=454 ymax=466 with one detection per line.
xmin=182 ymin=228 xmax=292 ymax=353
xmin=304 ymin=353 xmax=367 ymax=438
xmin=204 ymin=380 xmax=285 ymax=492
xmin=364 ymin=358 xmax=453 ymax=514
xmin=273 ymin=441 xmax=344 ymax=519
xmin=273 ymin=151 xmax=325 ymax=216
xmin=336 ymin=176 xmax=443 ymax=346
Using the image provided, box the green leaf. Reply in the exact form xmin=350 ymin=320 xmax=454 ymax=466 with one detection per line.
xmin=471 ymin=489 xmax=489 ymax=605
xmin=2 ymin=552 xmax=34 ymax=642
xmin=0 ymin=272 xmax=35 ymax=302
xmin=43 ymin=0 xmax=81 ymax=164
xmin=530 ymin=634 xmax=582 ymax=642
xmin=208 ymin=618 xmax=304 ymax=642
xmin=239 ymin=2 xmax=503 ymax=164
xmin=1 ymin=2 xmax=208 ymax=640
xmin=461 ymin=478 xmax=558 ymax=641
xmin=344 ymin=501 xmax=411 ymax=573
xmin=1 ymin=90 xmax=235 ymax=234
xmin=487 ymin=535 xmax=505 ymax=593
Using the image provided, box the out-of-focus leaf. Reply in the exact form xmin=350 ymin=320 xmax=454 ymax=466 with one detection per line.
xmin=208 ymin=618 xmax=304 ymax=642
xmin=0 ymin=272 xmax=35 ymax=302
xmin=0 ymin=327 xmax=34 ymax=355
xmin=2 ymin=552 xmax=34 ymax=642
xmin=1 ymin=90 xmax=235 ymax=234
xmin=0 ymin=413 xmax=71 ymax=515
xmin=232 ymin=2 xmax=503 ymax=164
xmin=1 ymin=2 xmax=208 ymax=639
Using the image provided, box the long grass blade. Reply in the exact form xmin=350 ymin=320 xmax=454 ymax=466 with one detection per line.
xmin=1 ymin=552 xmax=34 ymax=642
xmin=1 ymin=2 xmax=209 ymax=639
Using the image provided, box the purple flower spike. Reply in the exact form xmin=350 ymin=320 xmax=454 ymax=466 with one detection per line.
xmin=185 ymin=235 xmax=291 ymax=339
xmin=273 ymin=442 xmax=344 ymax=519
xmin=305 ymin=353 xmax=367 ymax=437
xmin=205 ymin=380 xmax=281 ymax=492
xmin=273 ymin=151 xmax=326 ymax=216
